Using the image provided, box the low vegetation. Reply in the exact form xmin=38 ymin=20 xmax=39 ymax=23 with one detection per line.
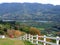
xmin=0 ymin=21 xmax=60 ymax=37
xmin=0 ymin=21 xmax=60 ymax=45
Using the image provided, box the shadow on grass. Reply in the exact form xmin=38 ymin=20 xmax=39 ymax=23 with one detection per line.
xmin=23 ymin=40 xmax=35 ymax=45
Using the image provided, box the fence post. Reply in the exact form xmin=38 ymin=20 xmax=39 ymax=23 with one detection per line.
xmin=21 ymin=36 xmax=23 ymax=40
xmin=23 ymin=35 xmax=25 ymax=40
xmin=56 ymin=36 xmax=59 ymax=45
xmin=29 ymin=34 xmax=30 ymax=41
xmin=22 ymin=36 xmax=23 ymax=40
xmin=25 ymin=34 xmax=27 ymax=40
xmin=31 ymin=35 xmax=33 ymax=43
xmin=36 ymin=35 xmax=38 ymax=45
xmin=44 ymin=35 xmax=46 ymax=45
xmin=20 ymin=36 xmax=22 ymax=40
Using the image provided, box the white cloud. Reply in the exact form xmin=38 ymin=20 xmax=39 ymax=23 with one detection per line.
xmin=0 ymin=0 xmax=60 ymax=5
xmin=47 ymin=0 xmax=60 ymax=5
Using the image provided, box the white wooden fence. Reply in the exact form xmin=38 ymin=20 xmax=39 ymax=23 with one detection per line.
xmin=19 ymin=34 xmax=60 ymax=45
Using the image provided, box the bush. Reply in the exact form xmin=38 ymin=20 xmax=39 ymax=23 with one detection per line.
xmin=29 ymin=27 xmax=41 ymax=35
xmin=0 ymin=30 xmax=4 ymax=35
xmin=3 ymin=28 xmax=7 ymax=32
xmin=7 ymin=30 xmax=25 ymax=38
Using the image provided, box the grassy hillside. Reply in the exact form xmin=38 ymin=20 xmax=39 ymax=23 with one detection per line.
xmin=0 ymin=38 xmax=34 ymax=45
xmin=0 ymin=38 xmax=25 ymax=45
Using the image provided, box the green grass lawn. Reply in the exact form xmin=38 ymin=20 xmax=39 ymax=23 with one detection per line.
xmin=0 ymin=38 xmax=35 ymax=45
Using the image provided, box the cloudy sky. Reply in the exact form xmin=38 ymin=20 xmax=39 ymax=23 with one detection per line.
xmin=0 ymin=0 xmax=60 ymax=5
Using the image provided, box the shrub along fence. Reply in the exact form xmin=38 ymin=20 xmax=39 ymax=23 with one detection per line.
xmin=19 ymin=34 xmax=60 ymax=45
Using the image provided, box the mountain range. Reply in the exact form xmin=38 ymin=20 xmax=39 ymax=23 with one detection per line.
xmin=0 ymin=3 xmax=60 ymax=22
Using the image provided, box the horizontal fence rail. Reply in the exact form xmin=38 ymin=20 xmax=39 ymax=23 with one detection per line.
xmin=19 ymin=34 xmax=60 ymax=45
